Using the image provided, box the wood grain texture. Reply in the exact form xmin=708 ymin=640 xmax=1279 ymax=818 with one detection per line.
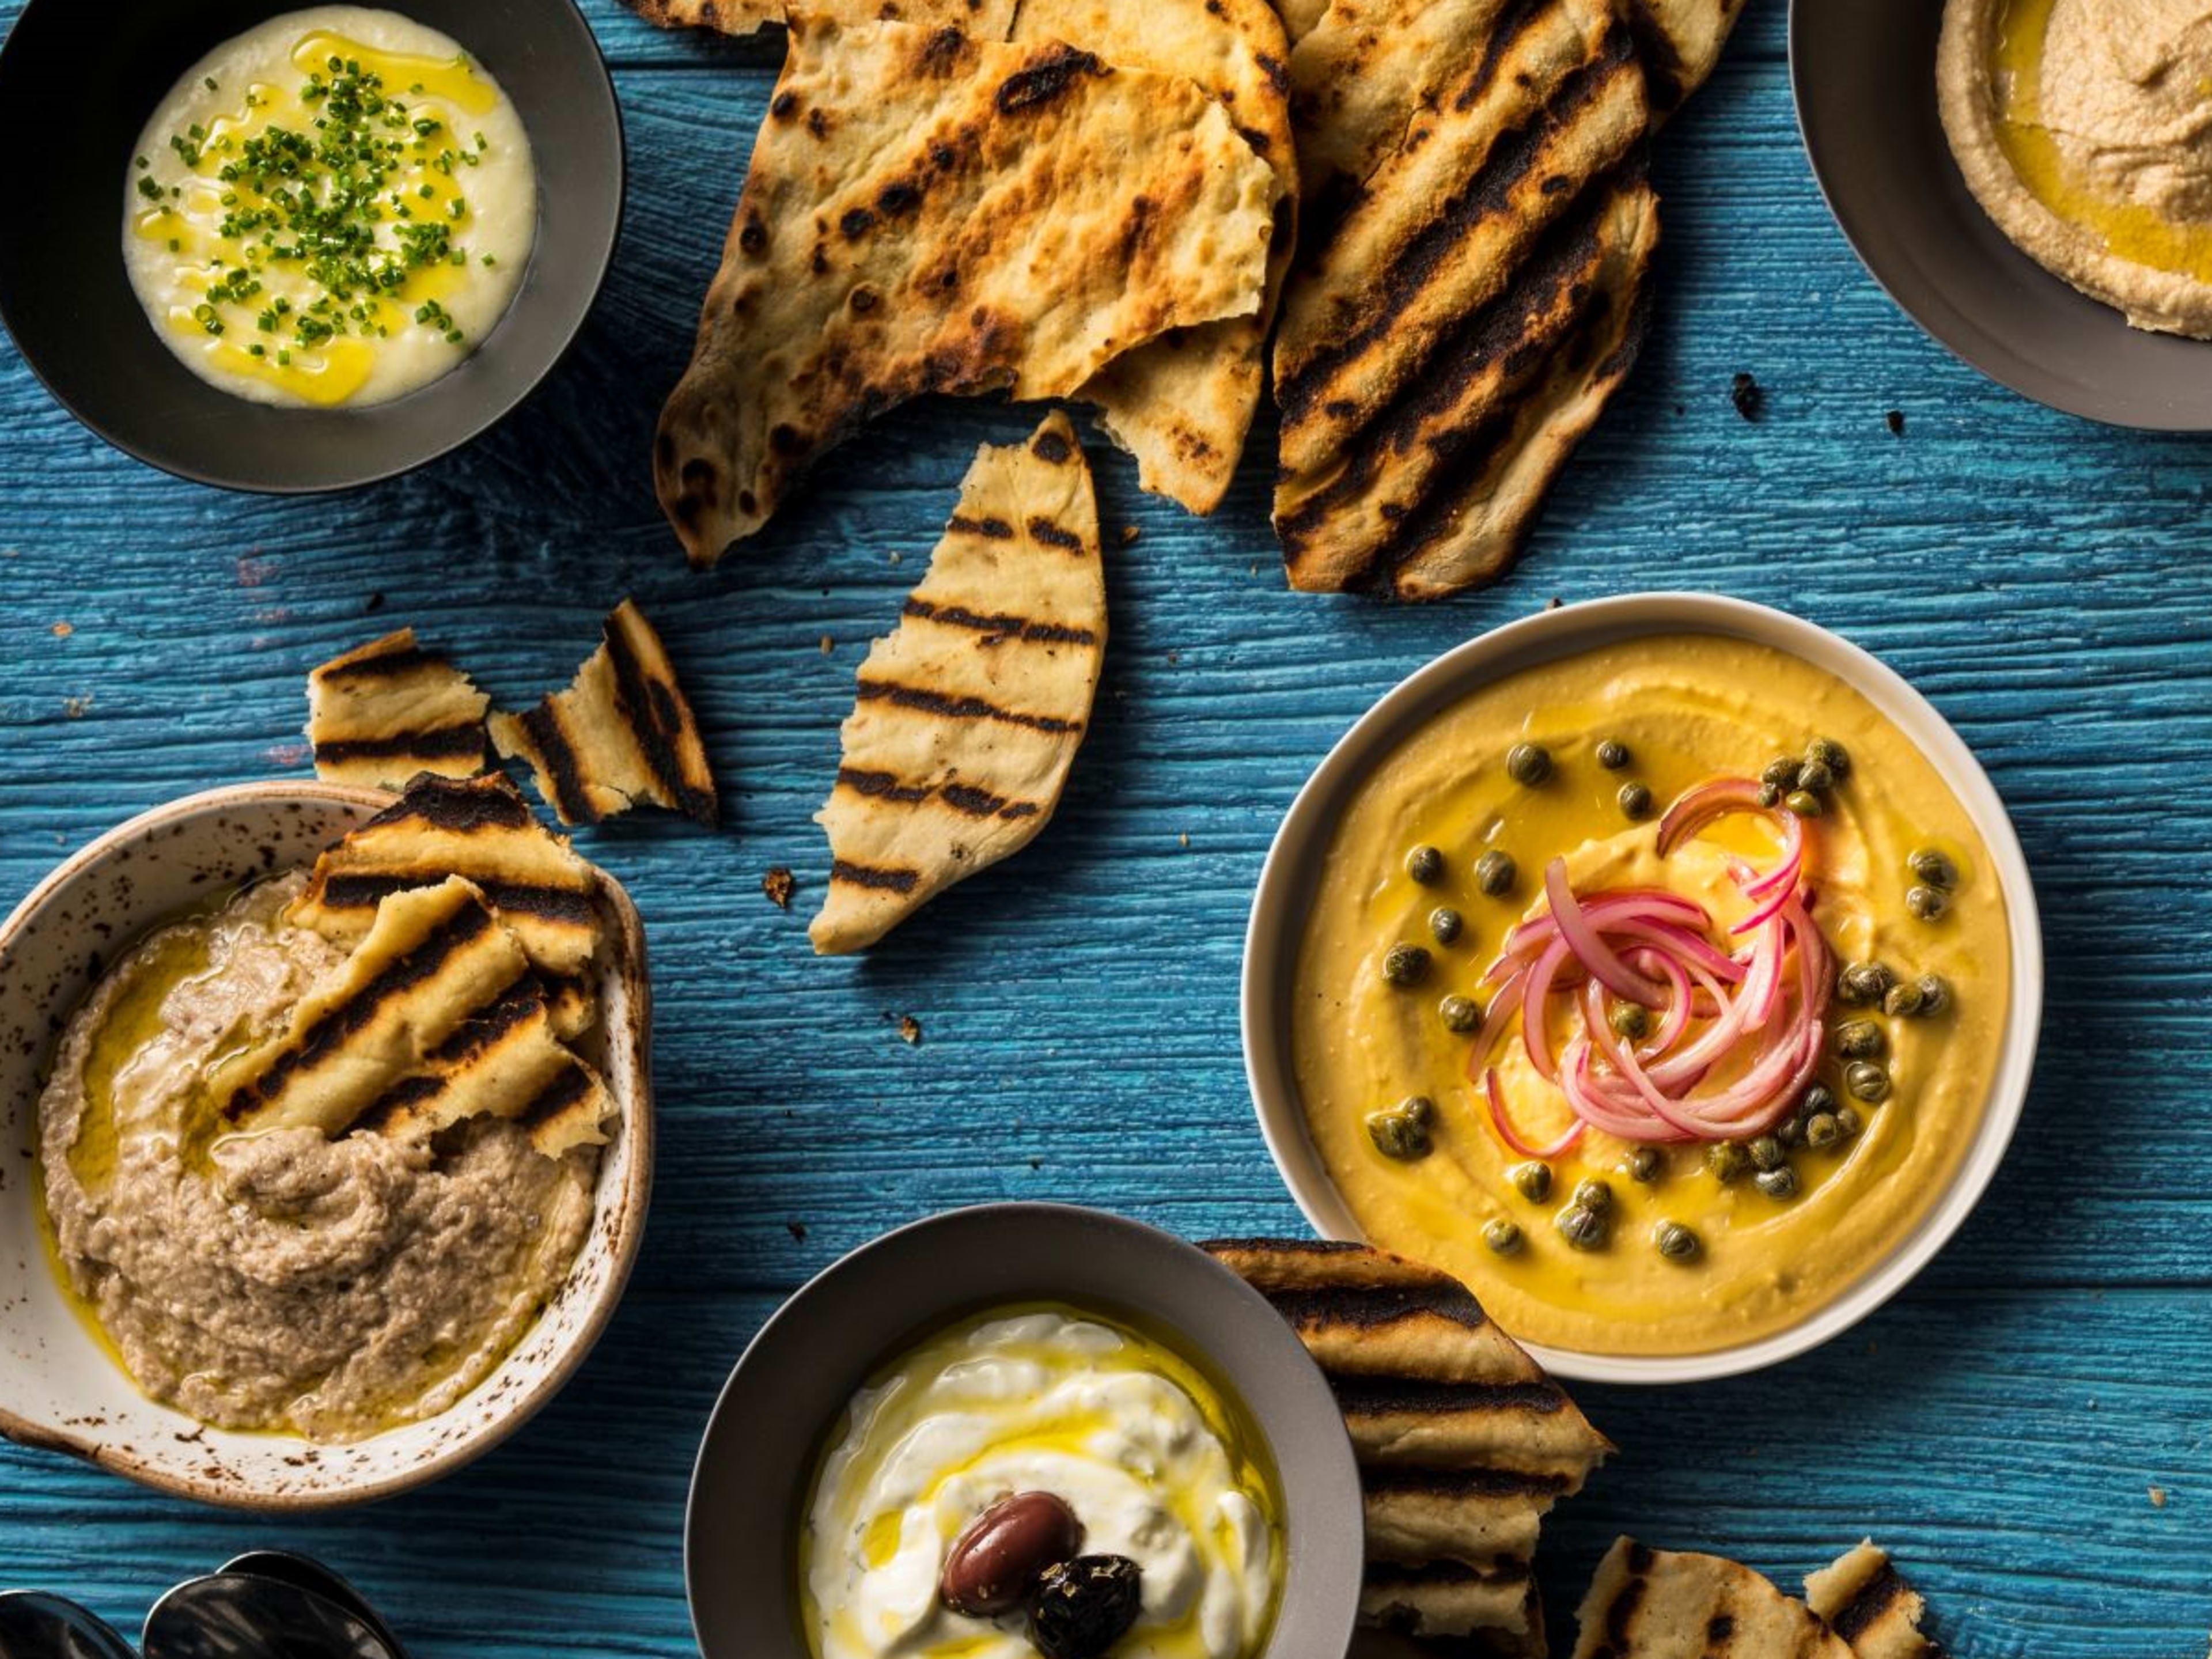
xmin=2 ymin=1 xmax=2210 ymax=1654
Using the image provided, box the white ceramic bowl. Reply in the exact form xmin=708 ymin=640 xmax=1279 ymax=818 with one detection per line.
xmin=0 ymin=782 xmax=654 ymax=1508
xmin=1243 ymin=594 xmax=2044 ymax=1385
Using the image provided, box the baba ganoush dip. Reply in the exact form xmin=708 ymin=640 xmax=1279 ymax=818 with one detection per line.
xmin=123 ymin=6 xmax=535 ymax=407
xmin=1293 ymin=635 xmax=2011 ymax=1358
xmin=36 ymin=873 xmax=596 ymax=1440
xmin=1939 ymin=0 xmax=2212 ymax=336
xmin=802 ymin=1306 xmax=1284 ymax=1659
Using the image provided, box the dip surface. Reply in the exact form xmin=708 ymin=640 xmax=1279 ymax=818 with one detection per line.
xmin=1291 ymin=634 xmax=2011 ymax=1357
xmin=122 ymin=6 xmax=535 ymax=407
xmin=802 ymin=1306 xmax=1284 ymax=1659
xmin=1938 ymin=0 xmax=2212 ymax=336
xmin=36 ymin=873 xmax=596 ymax=1440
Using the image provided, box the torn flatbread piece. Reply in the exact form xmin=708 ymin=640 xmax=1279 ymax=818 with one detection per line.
xmin=289 ymin=772 xmax=605 ymax=1038
xmin=1006 ymin=0 xmax=1296 ymax=513
xmin=1570 ymin=1539 xmax=1856 ymax=1659
xmin=492 ymin=600 xmax=718 ymax=828
xmin=1806 ymin=1544 xmax=1948 ymax=1659
xmin=653 ymin=16 xmax=1278 ymax=565
xmin=306 ymin=627 xmax=490 ymax=793
xmin=1206 ymin=1239 xmax=1608 ymax=1649
xmin=213 ymin=877 xmax=609 ymax=1157
xmin=811 ymin=411 xmax=1104 ymax=954
xmin=1624 ymin=0 xmax=1752 ymax=121
xmin=1272 ymin=0 xmax=1655 ymax=599
xmin=626 ymin=0 xmax=1013 ymax=40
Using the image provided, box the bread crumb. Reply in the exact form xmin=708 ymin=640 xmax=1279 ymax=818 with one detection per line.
xmin=1179 ymin=832 xmax=1191 ymax=848
xmin=763 ymin=866 xmax=796 ymax=909
xmin=62 ymin=695 xmax=92 ymax=719
xmin=2151 ymin=1486 xmax=2167 ymax=1508
xmin=897 ymin=1013 xmax=922 ymax=1046
xmin=50 ymin=621 xmax=72 ymax=639
xmin=1885 ymin=409 xmax=1906 ymax=436
xmin=786 ymin=1220 xmax=808 ymax=1243
xmin=819 ymin=635 xmax=834 ymax=655
xmin=1119 ymin=525 xmax=1139 ymax=546
xmin=1730 ymin=371 xmax=1764 ymax=421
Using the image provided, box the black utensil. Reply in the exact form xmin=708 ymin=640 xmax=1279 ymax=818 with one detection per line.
xmin=141 ymin=1574 xmax=393 ymax=1659
xmin=0 ymin=1591 xmax=139 ymax=1659
xmin=209 ymin=1556 xmax=405 ymax=1659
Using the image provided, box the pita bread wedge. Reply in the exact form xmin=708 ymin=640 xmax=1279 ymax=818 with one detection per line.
xmin=1006 ymin=0 xmax=1296 ymax=513
xmin=491 ymin=600 xmax=718 ymax=828
xmin=653 ymin=16 xmax=1278 ymax=565
xmin=212 ymin=877 xmax=609 ymax=1156
xmin=289 ymin=772 xmax=605 ymax=1037
xmin=1206 ymin=1240 xmax=1607 ymax=1645
xmin=1623 ymin=0 xmax=1752 ymax=121
xmin=1806 ymin=1544 xmax=1947 ymax=1659
xmin=1570 ymin=1539 xmax=1856 ymax=1659
xmin=306 ymin=628 xmax=490 ymax=793
xmin=1272 ymin=0 xmax=1654 ymax=599
xmin=626 ymin=0 xmax=1013 ymax=40
xmin=812 ymin=411 xmax=1104 ymax=953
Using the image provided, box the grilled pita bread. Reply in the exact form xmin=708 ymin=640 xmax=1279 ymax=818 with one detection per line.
xmin=653 ymin=16 xmax=1278 ymax=565
xmin=1206 ymin=1240 xmax=1608 ymax=1645
xmin=627 ymin=0 xmax=1013 ymax=37
xmin=491 ymin=600 xmax=718 ymax=828
xmin=1806 ymin=1544 xmax=1946 ymax=1659
xmin=1271 ymin=0 xmax=1656 ymax=599
xmin=1276 ymin=0 xmax=1332 ymax=46
xmin=1571 ymin=1540 xmax=1856 ymax=1659
xmin=306 ymin=628 xmax=490 ymax=793
xmin=1624 ymin=0 xmax=1752 ymax=120
xmin=213 ymin=877 xmax=610 ymax=1157
xmin=288 ymin=772 xmax=605 ymax=1037
xmin=812 ymin=411 xmax=1104 ymax=953
xmin=1005 ymin=0 xmax=1296 ymax=513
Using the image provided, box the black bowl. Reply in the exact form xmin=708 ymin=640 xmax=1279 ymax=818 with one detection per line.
xmin=1791 ymin=0 xmax=2212 ymax=430
xmin=0 ymin=0 xmax=624 ymax=491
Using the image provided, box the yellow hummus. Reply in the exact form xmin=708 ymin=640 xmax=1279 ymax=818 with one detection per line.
xmin=1291 ymin=635 xmax=2010 ymax=1357
xmin=1939 ymin=0 xmax=2212 ymax=335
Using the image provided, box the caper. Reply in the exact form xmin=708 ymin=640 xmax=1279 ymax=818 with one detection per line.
xmin=1760 ymin=756 xmax=1801 ymax=789
xmin=1907 ymin=885 xmax=1949 ymax=922
xmin=1627 ymin=1146 xmax=1662 ymax=1184
xmin=1748 ymin=1134 xmax=1786 ymax=1172
xmin=1755 ymin=1165 xmax=1801 ymax=1200
xmin=1834 ymin=1020 xmax=1885 ymax=1060
xmin=1405 ymin=844 xmax=1445 ymax=885
xmin=1800 ymin=1082 xmax=1837 ymax=1116
xmin=1399 ymin=1094 xmax=1437 ymax=1124
xmin=1429 ymin=906 xmax=1465 ymax=946
xmin=1572 ymin=1177 xmax=1615 ymax=1215
xmin=1555 ymin=1205 xmax=1608 ymax=1251
xmin=1505 ymin=742 xmax=1554 ymax=786
xmin=1366 ymin=1107 xmax=1432 ymax=1161
xmin=1618 ymin=781 xmax=1653 ymax=820
xmin=1785 ymin=790 xmax=1824 ymax=818
xmin=1846 ymin=1061 xmax=1892 ymax=1103
xmin=1706 ymin=1142 xmax=1750 ymax=1183
xmin=1382 ymin=944 xmax=1432 ymax=987
xmin=1654 ymin=1221 xmax=1701 ymax=1262
xmin=1836 ymin=1105 xmax=1863 ymax=1138
xmin=1475 ymin=850 xmax=1518 ymax=897
xmin=1596 ymin=738 xmax=1631 ymax=770
xmin=1439 ymin=993 xmax=1483 ymax=1033
xmin=1882 ymin=980 xmax=1927 ymax=1018
xmin=1608 ymin=1002 xmax=1652 ymax=1042
xmin=1777 ymin=1113 xmax=1808 ymax=1149
xmin=1756 ymin=782 xmax=1783 ymax=809
xmin=1838 ymin=961 xmax=1895 ymax=1005
xmin=1796 ymin=760 xmax=1835 ymax=794
xmin=1908 ymin=848 xmax=1959 ymax=891
xmin=1509 ymin=1161 xmax=1554 ymax=1203
xmin=1805 ymin=736 xmax=1851 ymax=779
xmin=1915 ymin=973 xmax=1952 ymax=1015
xmin=1805 ymin=1111 xmax=1843 ymax=1150
xmin=1484 ymin=1218 xmax=1525 ymax=1257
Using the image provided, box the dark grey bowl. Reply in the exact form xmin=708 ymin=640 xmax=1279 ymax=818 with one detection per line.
xmin=685 ymin=1203 xmax=1363 ymax=1659
xmin=1791 ymin=0 xmax=2212 ymax=429
xmin=0 ymin=0 xmax=623 ymax=491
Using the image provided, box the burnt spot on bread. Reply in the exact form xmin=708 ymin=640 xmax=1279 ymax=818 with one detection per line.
xmin=995 ymin=45 xmax=1105 ymax=115
xmin=839 ymin=206 xmax=876 ymax=240
xmin=1029 ymin=427 xmax=1073 ymax=464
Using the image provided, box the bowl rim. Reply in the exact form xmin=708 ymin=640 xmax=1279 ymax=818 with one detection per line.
xmin=0 ymin=0 xmax=628 ymax=494
xmin=682 ymin=1200 xmax=1365 ymax=1659
xmin=1240 ymin=592 xmax=2046 ymax=1385
xmin=0 ymin=778 xmax=656 ymax=1508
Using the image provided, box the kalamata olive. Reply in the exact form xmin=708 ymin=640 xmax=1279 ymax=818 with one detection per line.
xmin=1029 ymin=1556 xmax=1143 ymax=1659
xmin=940 ymin=1491 xmax=1083 ymax=1618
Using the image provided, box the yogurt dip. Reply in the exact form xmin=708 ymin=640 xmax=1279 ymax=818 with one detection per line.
xmin=802 ymin=1305 xmax=1285 ymax=1659
xmin=122 ymin=6 xmax=536 ymax=407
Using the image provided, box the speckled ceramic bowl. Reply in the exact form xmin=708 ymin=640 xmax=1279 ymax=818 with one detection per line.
xmin=686 ymin=1203 xmax=1364 ymax=1659
xmin=0 ymin=781 xmax=653 ymax=1509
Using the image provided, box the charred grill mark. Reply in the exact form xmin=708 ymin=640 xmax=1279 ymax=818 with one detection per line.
xmin=363 ymin=775 xmax=532 ymax=833
xmin=604 ymin=615 xmax=717 ymax=826
xmin=1828 ymin=1564 xmax=1904 ymax=1643
xmin=1331 ymin=1376 xmax=1568 ymax=1416
xmin=902 ymin=597 xmax=1098 ymax=646
xmin=837 ymin=767 xmax=933 ymax=804
xmin=995 ymin=44 xmax=1105 ymax=115
xmin=1361 ymin=1464 xmax=1570 ymax=1499
xmin=221 ymin=903 xmax=493 ymax=1123
xmin=1599 ymin=1551 xmax=1650 ymax=1651
xmin=426 ymin=971 xmax=543 ymax=1063
xmin=1705 ymin=1613 xmax=1735 ymax=1648
xmin=941 ymin=782 xmax=1036 ymax=819
xmin=948 ymin=513 xmax=1016 ymax=539
xmin=1265 ymin=1281 xmax=1490 ymax=1334
xmin=836 ymin=768 xmax=1029 ymax=819
xmin=1205 ymin=1236 xmax=1370 ymax=1257
xmin=313 ymin=645 xmax=440 ymax=683
xmin=1030 ymin=427 xmax=1074 ymax=464
xmin=1360 ymin=1558 xmax=1533 ymax=1588
xmin=1619 ymin=1 xmax=1687 ymax=111
xmin=831 ymin=858 xmax=921 ymax=893
xmin=518 ymin=703 xmax=597 ymax=825
xmin=315 ymin=873 xmax=597 ymax=928
xmin=1027 ymin=516 xmax=1082 ymax=551
xmin=517 ymin=1062 xmax=592 ymax=1130
xmin=855 ymin=678 xmax=1080 ymax=734
xmin=312 ymin=723 xmax=487 ymax=766
xmin=1454 ymin=0 xmax=1550 ymax=114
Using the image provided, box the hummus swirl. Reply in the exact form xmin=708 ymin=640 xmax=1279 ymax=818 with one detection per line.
xmin=37 ymin=874 xmax=596 ymax=1440
xmin=1940 ymin=0 xmax=2212 ymax=334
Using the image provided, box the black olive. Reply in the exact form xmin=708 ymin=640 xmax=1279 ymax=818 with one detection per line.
xmin=1029 ymin=1556 xmax=1143 ymax=1659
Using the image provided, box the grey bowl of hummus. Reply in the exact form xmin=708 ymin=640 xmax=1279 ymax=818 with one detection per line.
xmin=685 ymin=1203 xmax=1363 ymax=1659
xmin=0 ymin=781 xmax=653 ymax=1508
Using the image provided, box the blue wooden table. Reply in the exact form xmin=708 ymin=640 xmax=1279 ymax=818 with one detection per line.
xmin=3 ymin=2 xmax=2209 ymax=1653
